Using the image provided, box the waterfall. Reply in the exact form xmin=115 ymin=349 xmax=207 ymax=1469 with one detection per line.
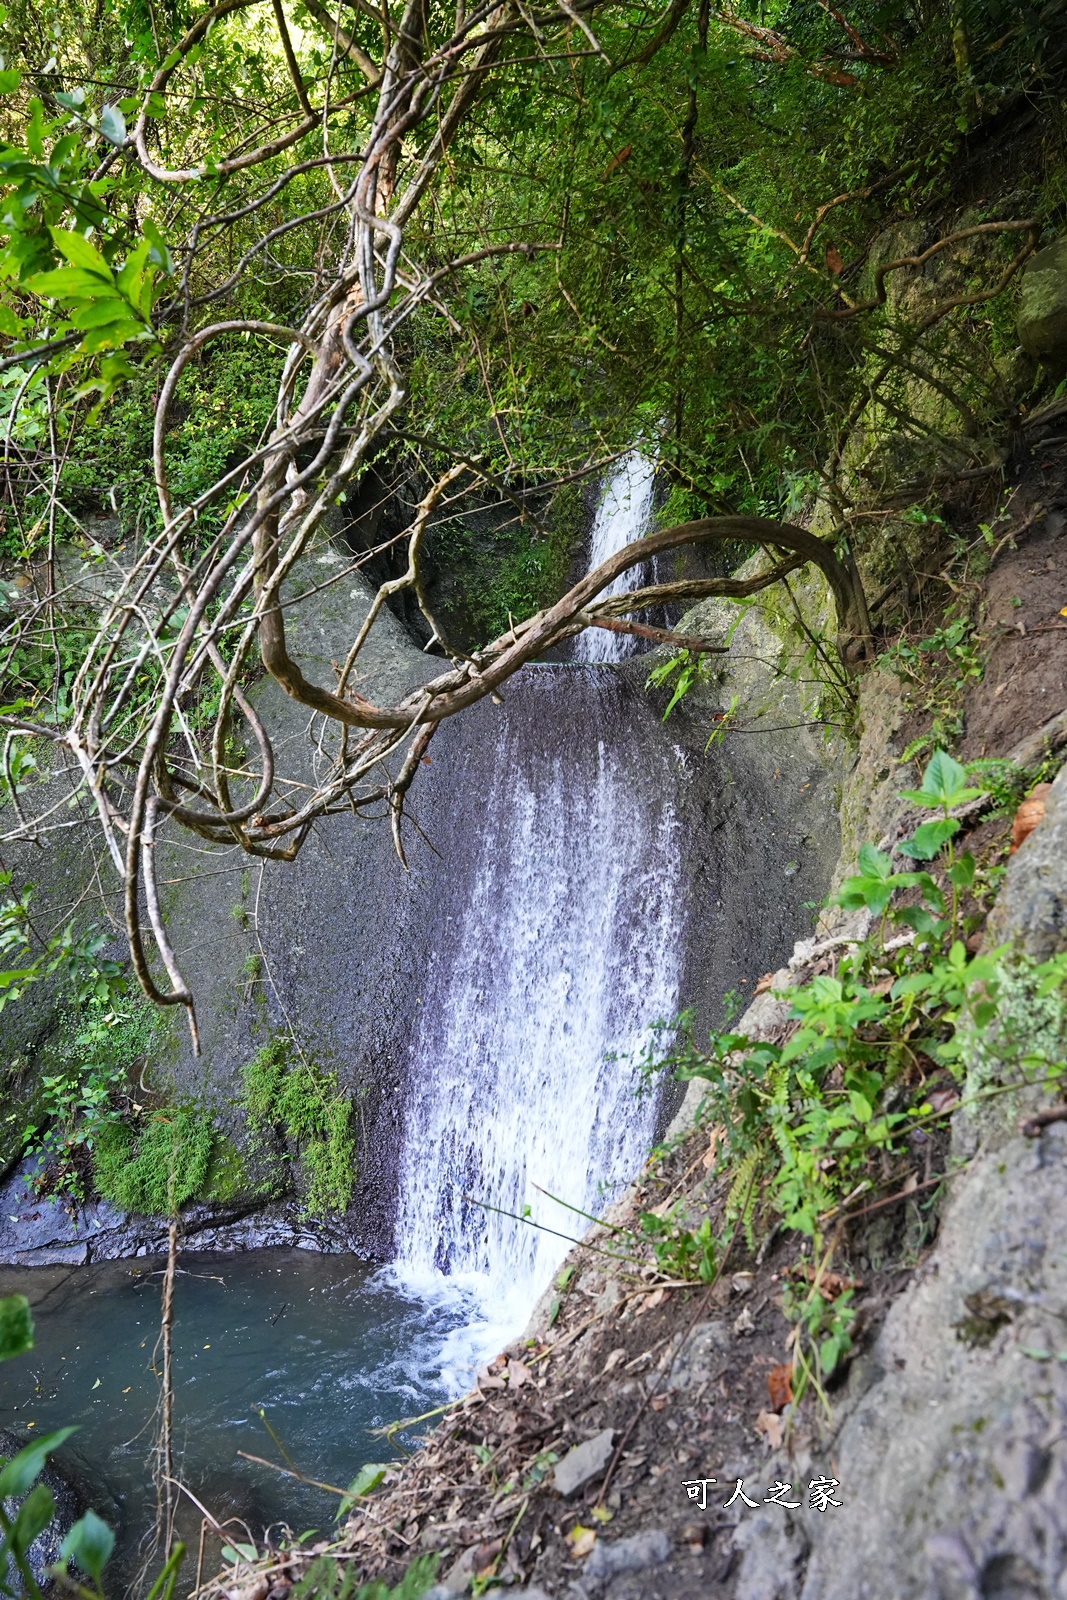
xmin=572 ymin=452 xmax=657 ymax=663
xmin=390 ymin=457 xmax=681 ymax=1386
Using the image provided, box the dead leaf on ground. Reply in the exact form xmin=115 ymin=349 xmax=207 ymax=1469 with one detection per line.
xmin=650 ymin=1392 xmax=671 ymax=1412
xmin=754 ymin=972 xmax=775 ymax=996
xmin=636 ymin=1286 xmax=668 ymax=1316
xmin=766 ymin=1363 xmax=793 ymax=1410
xmin=602 ymin=1347 xmax=627 ymax=1375
xmin=786 ymin=1264 xmax=861 ymax=1300
xmin=507 ymin=1359 xmax=530 ymax=1388
xmin=567 ymin=1526 xmax=597 ymax=1559
xmin=755 ymin=1410 xmax=785 ymax=1450
xmin=927 ymin=1087 xmax=959 ymax=1114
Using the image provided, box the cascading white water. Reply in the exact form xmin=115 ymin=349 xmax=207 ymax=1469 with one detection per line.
xmin=572 ymin=451 xmax=657 ymax=663
xmin=391 ymin=671 xmax=682 ymax=1383
xmin=390 ymin=452 xmax=681 ymax=1387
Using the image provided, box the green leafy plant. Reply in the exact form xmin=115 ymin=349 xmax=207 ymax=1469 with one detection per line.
xmin=882 ymin=616 xmax=984 ymax=764
xmin=653 ymin=751 xmax=1065 ymax=1403
xmin=0 ymin=876 xmax=126 ymax=1015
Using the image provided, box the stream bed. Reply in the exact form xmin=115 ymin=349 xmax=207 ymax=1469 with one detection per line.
xmin=0 ymin=1250 xmax=468 ymax=1581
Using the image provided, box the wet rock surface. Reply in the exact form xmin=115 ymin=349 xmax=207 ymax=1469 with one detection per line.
xmin=0 ymin=1156 xmax=357 ymax=1264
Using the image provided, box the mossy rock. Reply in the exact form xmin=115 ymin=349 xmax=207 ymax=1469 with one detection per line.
xmin=1017 ymin=236 xmax=1067 ymax=370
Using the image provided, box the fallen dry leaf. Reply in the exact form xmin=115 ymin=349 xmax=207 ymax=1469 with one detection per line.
xmin=755 ymin=1410 xmax=785 ymax=1450
xmin=650 ymin=1392 xmax=671 ymax=1412
xmin=767 ymin=1363 xmax=794 ymax=1410
xmin=602 ymin=1347 xmax=627 ymax=1375
xmin=1011 ymin=783 xmax=1051 ymax=853
xmin=636 ymin=1286 xmax=668 ymax=1316
xmin=507 ymin=1359 xmax=530 ymax=1388
xmin=568 ymin=1526 xmax=597 ymax=1559
xmin=927 ymin=1087 xmax=959 ymax=1114
xmin=754 ymin=972 xmax=775 ymax=996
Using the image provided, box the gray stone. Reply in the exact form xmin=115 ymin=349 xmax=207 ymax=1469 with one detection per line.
xmin=986 ymin=762 xmax=1067 ymax=961
xmin=707 ymin=726 xmax=1067 ymax=1600
xmin=1018 ymin=236 xmax=1067 ymax=368
xmin=664 ymin=1320 xmax=732 ymax=1390
xmin=583 ymin=1530 xmax=670 ymax=1585
xmin=733 ymin=1512 xmax=807 ymax=1600
xmin=553 ymin=1429 xmax=615 ymax=1497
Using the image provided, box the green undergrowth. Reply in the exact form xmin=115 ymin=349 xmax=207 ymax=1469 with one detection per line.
xmin=10 ymin=995 xmax=245 ymax=1217
xmin=92 ymin=1105 xmax=243 ymax=1215
xmin=241 ymin=1036 xmax=356 ymax=1218
xmin=634 ymin=750 xmax=1067 ymax=1409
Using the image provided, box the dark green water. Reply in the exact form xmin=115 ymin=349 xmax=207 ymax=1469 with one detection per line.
xmin=0 ymin=1250 xmax=466 ymax=1583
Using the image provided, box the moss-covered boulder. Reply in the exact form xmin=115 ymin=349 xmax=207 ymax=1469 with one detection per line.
xmin=1018 ymin=236 xmax=1067 ymax=368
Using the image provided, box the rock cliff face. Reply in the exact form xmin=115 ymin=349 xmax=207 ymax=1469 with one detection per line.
xmin=0 ymin=542 xmax=844 ymax=1266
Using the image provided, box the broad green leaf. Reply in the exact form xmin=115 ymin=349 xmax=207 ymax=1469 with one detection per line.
xmin=60 ymin=1509 xmax=115 ymax=1583
xmin=77 ymin=320 xmax=146 ymax=353
xmin=10 ymin=1482 xmax=53 ymax=1552
xmin=98 ymin=104 xmax=126 ymax=145
xmin=25 ymin=99 xmax=45 ymax=158
xmin=900 ymin=749 xmax=985 ymax=811
xmin=898 ymin=817 xmax=959 ymax=860
xmin=69 ymin=296 xmax=140 ymax=330
xmin=946 ymin=851 xmax=976 ymax=889
xmin=54 ymin=88 xmax=86 ymax=110
xmin=0 ymin=1294 xmax=32 ymax=1361
xmin=0 ymin=1427 xmax=77 ymax=1496
xmin=49 ymin=227 xmax=112 ymax=278
xmin=24 ymin=265 xmax=108 ymax=297
xmin=142 ymin=218 xmax=173 ymax=274
xmin=116 ymin=239 xmax=151 ymax=298
xmin=346 ymin=1462 xmax=387 ymax=1497
xmin=848 ymin=1090 xmax=873 ymax=1123
xmin=0 ymin=68 xmax=19 ymax=93
xmin=221 ymin=1543 xmax=258 ymax=1564
xmin=856 ymin=842 xmax=891 ymax=879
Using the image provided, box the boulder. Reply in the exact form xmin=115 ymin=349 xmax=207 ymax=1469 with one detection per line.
xmin=553 ymin=1429 xmax=615 ymax=1497
xmin=1017 ymin=236 xmax=1067 ymax=368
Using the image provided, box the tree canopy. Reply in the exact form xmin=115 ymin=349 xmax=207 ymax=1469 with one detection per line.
xmin=0 ymin=0 xmax=1062 ymax=1024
